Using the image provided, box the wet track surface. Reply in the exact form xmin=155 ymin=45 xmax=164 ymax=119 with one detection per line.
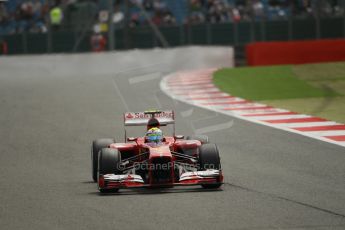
xmin=0 ymin=47 xmax=345 ymax=230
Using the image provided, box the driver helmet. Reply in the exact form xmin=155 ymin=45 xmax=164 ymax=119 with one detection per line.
xmin=147 ymin=117 xmax=160 ymax=130
xmin=146 ymin=127 xmax=163 ymax=144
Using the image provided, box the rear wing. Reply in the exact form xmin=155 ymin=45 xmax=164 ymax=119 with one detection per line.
xmin=124 ymin=110 xmax=175 ymax=126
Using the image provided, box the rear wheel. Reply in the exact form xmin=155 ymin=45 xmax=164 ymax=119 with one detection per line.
xmin=98 ymin=148 xmax=122 ymax=193
xmin=91 ymin=138 xmax=115 ymax=182
xmin=198 ymin=143 xmax=222 ymax=189
xmin=186 ymin=135 xmax=209 ymax=144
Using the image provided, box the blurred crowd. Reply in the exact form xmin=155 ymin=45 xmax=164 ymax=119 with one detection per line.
xmin=0 ymin=0 xmax=48 ymax=34
xmin=186 ymin=0 xmax=345 ymax=24
xmin=127 ymin=0 xmax=177 ymax=27
xmin=0 ymin=0 xmax=70 ymax=35
xmin=1 ymin=0 xmax=344 ymax=36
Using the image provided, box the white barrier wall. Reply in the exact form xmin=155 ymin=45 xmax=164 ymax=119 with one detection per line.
xmin=0 ymin=46 xmax=234 ymax=78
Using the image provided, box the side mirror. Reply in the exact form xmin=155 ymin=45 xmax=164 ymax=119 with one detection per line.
xmin=174 ymin=135 xmax=184 ymax=140
xmin=127 ymin=137 xmax=138 ymax=142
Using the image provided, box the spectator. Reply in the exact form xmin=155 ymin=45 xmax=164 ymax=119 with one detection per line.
xmin=90 ymin=31 xmax=106 ymax=52
xmin=32 ymin=0 xmax=42 ymax=19
xmin=50 ymin=4 xmax=63 ymax=30
xmin=0 ymin=38 xmax=7 ymax=54
xmin=0 ymin=2 xmax=16 ymax=35
xmin=30 ymin=0 xmax=47 ymax=33
xmin=153 ymin=0 xmax=166 ymax=11
xmin=207 ymin=0 xmax=232 ymax=23
xmin=129 ymin=13 xmax=140 ymax=27
xmin=0 ymin=3 xmax=9 ymax=22
xmin=16 ymin=1 xmax=34 ymax=32
xmin=162 ymin=9 xmax=176 ymax=25
xmin=252 ymin=0 xmax=265 ymax=20
xmin=232 ymin=7 xmax=241 ymax=22
xmin=187 ymin=0 xmax=205 ymax=24
xmin=143 ymin=0 xmax=154 ymax=11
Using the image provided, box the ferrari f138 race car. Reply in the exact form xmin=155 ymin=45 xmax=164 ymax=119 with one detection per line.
xmin=91 ymin=110 xmax=223 ymax=193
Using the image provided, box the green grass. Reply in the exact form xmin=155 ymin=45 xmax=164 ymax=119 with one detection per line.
xmin=213 ymin=62 xmax=345 ymax=123
xmin=213 ymin=65 xmax=338 ymax=101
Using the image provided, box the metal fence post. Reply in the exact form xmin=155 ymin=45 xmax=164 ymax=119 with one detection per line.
xmin=108 ymin=0 xmax=115 ymax=51
xmin=315 ymin=13 xmax=321 ymax=39
xmin=179 ymin=25 xmax=185 ymax=45
xmin=47 ymin=0 xmax=52 ymax=53
xmin=187 ymin=24 xmax=191 ymax=44
xmin=250 ymin=18 xmax=255 ymax=42
xmin=123 ymin=0 xmax=129 ymax=49
xmin=343 ymin=0 xmax=345 ymax=37
xmin=22 ymin=32 xmax=28 ymax=54
xmin=233 ymin=22 xmax=238 ymax=46
xmin=288 ymin=4 xmax=293 ymax=40
xmin=206 ymin=23 xmax=212 ymax=44
xmin=153 ymin=30 xmax=158 ymax=47
xmin=48 ymin=32 xmax=52 ymax=53
xmin=261 ymin=18 xmax=266 ymax=41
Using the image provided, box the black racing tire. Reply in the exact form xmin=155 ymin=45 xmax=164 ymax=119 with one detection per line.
xmin=98 ymin=148 xmax=122 ymax=193
xmin=198 ymin=143 xmax=222 ymax=189
xmin=98 ymin=148 xmax=122 ymax=175
xmin=186 ymin=135 xmax=209 ymax=144
xmin=91 ymin=138 xmax=115 ymax=182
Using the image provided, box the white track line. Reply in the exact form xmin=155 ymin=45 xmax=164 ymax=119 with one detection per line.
xmin=301 ymin=130 xmax=345 ymax=137
xmin=170 ymin=88 xmax=221 ymax=94
xmin=275 ymin=121 xmax=341 ymax=128
xmin=247 ymin=114 xmax=311 ymax=121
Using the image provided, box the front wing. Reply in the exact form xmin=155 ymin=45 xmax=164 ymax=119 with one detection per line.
xmin=98 ymin=169 xmax=223 ymax=190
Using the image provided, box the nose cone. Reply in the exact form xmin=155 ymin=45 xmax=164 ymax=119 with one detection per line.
xmin=149 ymin=145 xmax=172 ymax=158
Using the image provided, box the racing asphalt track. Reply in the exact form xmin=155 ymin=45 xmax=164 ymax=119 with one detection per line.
xmin=1 ymin=47 xmax=345 ymax=230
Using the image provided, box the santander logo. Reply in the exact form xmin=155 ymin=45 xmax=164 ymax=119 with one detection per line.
xmin=126 ymin=113 xmax=134 ymax=119
xmin=125 ymin=111 xmax=174 ymax=120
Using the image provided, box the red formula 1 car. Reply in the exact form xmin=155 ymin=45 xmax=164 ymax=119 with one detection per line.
xmin=91 ymin=110 xmax=223 ymax=193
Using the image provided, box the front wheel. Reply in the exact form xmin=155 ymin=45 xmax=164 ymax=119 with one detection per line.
xmin=198 ymin=143 xmax=222 ymax=189
xmin=91 ymin=138 xmax=115 ymax=182
xmin=98 ymin=148 xmax=122 ymax=193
